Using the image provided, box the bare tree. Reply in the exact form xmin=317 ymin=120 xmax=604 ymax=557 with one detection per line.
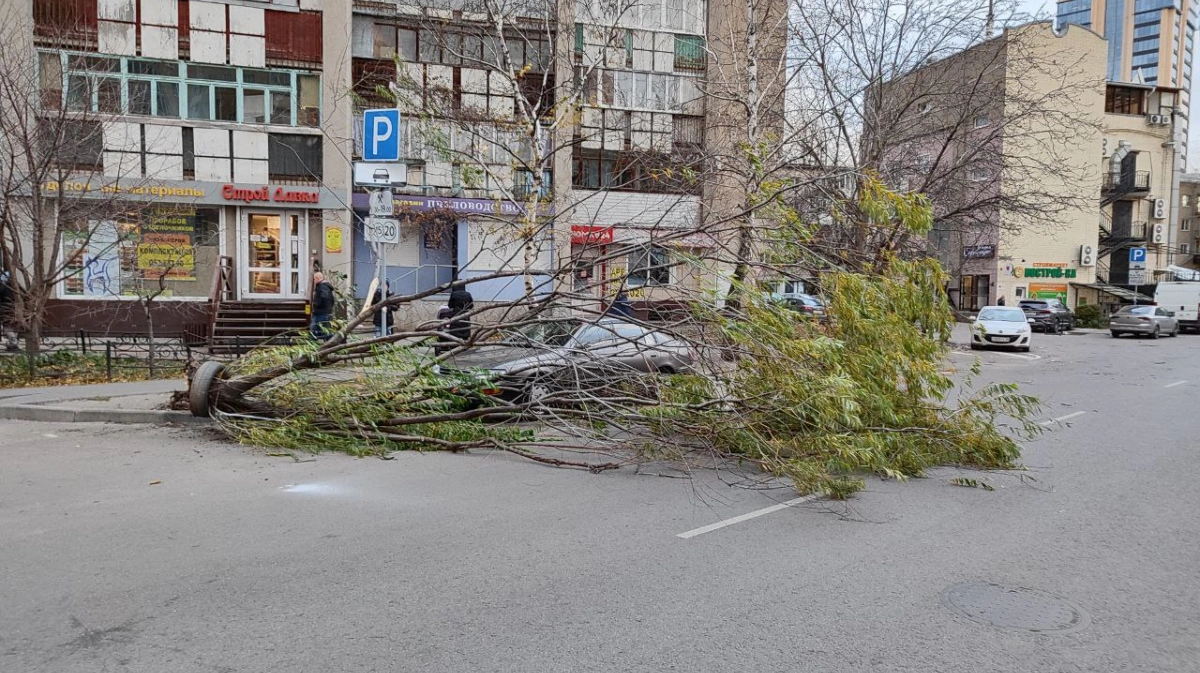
xmin=0 ymin=12 xmax=161 ymax=362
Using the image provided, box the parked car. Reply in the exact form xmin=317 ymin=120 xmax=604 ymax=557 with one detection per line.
xmin=970 ymin=306 xmax=1034 ymax=352
xmin=444 ymin=318 xmax=696 ymax=402
xmin=1110 ymin=305 xmax=1179 ymax=338
xmin=1152 ymin=282 xmax=1200 ymax=333
xmin=1018 ymin=298 xmax=1074 ymax=332
xmin=776 ymin=293 xmax=827 ymax=319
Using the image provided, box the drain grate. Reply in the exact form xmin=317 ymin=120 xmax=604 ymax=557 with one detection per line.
xmin=942 ymin=582 xmax=1090 ymax=634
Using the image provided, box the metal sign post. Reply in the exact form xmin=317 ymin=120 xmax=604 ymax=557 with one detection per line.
xmin=1130 ymin=247 xmax=1147 ymax=303
xmin=360 ymin=109 xmax=405 ymax=339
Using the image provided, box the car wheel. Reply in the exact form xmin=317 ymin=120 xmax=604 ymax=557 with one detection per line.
xmin=969 ymin=344 xmax=980 ymax=350
xmin=1020 ymin=346 xmax=1031 ymax=353
xmin=1151 ymin=326 xmax=1161 ymax=339
xmin=1111 ymin=331 xmax=1121 ymax=338
xmin=658 ymin=365 xmax=676 ymax=375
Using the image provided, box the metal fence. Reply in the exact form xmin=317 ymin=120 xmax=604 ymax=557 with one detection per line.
xmin=8 ymin=332 xmax=199 ymax=381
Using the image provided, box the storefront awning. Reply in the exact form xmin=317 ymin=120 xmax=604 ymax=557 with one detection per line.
xmin=1070 ymin=282 xmax=1153 ymax=302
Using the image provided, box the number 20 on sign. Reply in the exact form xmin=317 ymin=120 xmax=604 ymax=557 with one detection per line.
xmin=365 ymin=217 xmax=399 ymax=244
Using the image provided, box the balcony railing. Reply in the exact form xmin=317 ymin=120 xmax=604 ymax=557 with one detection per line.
xmin=1101 ymin=171 xmax=1151 ymax=203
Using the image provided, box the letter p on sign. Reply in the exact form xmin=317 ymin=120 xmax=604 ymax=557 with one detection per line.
xmin=363 ymin=109 xmax=401 ymax=162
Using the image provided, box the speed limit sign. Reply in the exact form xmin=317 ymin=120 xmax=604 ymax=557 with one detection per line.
xmin=365 ymin=217 xmax=399 ymax=244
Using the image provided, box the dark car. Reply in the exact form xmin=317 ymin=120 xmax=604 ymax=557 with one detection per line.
xmin=1018 ymin=298 xmax=1074 ymax=332
xmin=780 ymin=293 xmax=827 ymax=320
xmin=444 ymin=318 xmax=695 ymax=402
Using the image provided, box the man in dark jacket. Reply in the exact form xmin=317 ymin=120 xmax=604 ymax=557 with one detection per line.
xmin=435 ymin=288 xmax=474 ymax=354
xmin=607 ymin=291 xmax=634 ymax=319
xmin=311 ymin=272 xmax=335 ymax=340
xmin=372 ymin=279 xmax=393 ymax=338
xmin=0 ymin=271 xmax=18 ymax=351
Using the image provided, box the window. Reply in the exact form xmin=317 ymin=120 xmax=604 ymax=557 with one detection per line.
xmin=268 ymin=134 xmax=322 ymax=180
xmin=47 ymin=120 xmax=103 ymax=170
xmin=1183 ymin=218 xmax=1192 ymax=231
xmin=969 ymin=167 xmax=990 ymax=182
xmin=674 ymin=35 xmax=705 ymax=71
xmin=974 ymin=113 xmax=990 ymax=128
xmin=1182 ymin=243 xmax=1191 ymax=254
xmin=627 ymin=245 xmax=670 ymax=286
xmin=915 ymin=154 xmax=931 ymax=172
xmin=918 ymin=101 xmax=933 ymax=114
xmin=37 ymin=50 xmax=316 ymax=126
xmin=1106 ymin=85 xmax=1145 ymax=114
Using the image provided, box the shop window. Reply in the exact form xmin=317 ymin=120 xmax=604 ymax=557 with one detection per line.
xmin=627 ymin=245 xmax=671 ymax=287
xmin=59 ymin=206 xmax=221 ymax=299
xmin=268 ymin=134 xmax=322 ymax=180
xmin=959 ymin=274 xmax=990 ymax=311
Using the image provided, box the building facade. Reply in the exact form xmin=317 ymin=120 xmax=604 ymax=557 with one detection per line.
xmin=1057 ymin=0 xmax=1197 ymax=164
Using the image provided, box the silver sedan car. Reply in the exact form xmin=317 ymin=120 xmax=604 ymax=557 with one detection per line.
xmin=446 ymin=319 xmax=696 ymax=402
xmin=1110 ymin=305 xmax=1180 ymax=338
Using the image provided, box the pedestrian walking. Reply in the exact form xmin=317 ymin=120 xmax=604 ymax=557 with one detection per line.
xmin=372 ymin=279 xmax=393 ymax=338
xmin=311 ymin=272 xmax=335 ymax=340
xmin=0 ymin=271 xmax=19 ymax=352
xmin=445 ymin=288 xmax=474 ymax=348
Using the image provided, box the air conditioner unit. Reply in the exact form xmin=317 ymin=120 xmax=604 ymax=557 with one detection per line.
xmin=1154 ymin=198 xmax=1167 ymax=219
xmin=1080 ymin=244 xmax=1096 ymax=266
xmin=1153 ymin=223 xmax=1166 ymax=243
xmin=1148 ymin=114 xmax=1160 ymax=125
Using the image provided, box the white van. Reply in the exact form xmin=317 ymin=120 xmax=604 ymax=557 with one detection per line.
xmin=1153 ymin=282 xmax=1200 ymax=332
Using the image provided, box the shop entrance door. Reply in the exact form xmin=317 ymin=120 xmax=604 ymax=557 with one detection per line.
xmin=241 ymin=211 xmax=307 ymax=299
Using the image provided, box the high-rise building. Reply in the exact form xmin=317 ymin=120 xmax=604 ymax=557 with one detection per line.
xmin=1057 ymin=0 xmax=1198 ymax=161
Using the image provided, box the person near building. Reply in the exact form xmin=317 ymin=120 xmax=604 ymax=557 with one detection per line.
xmin=997 ymin=296 xmax=1006 ymax=306
xmin=311 ymin=272 xmax=335 ymax=340
xmin=0 ymin=271 xmax=19 ymax=352
xmin=446 ymin=287 xmax=474 ymax=347
xmin=372 ymin=279 xmax=393 ymax=338
xmin=607 ymin=291 xmax=634 ymax=319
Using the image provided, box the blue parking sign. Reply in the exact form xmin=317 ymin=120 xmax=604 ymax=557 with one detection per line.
xmin=363 ymin=109 xmax=401 ymax=161
xmin=1129 ymin=247 xmax=1147 ymax=263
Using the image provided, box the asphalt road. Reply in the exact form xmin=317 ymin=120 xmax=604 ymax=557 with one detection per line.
xmin=2 ymin=327 xmax=1198 ymax=672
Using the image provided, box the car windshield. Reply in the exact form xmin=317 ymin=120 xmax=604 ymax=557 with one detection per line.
xmin=1019 ymin=301 xmax=1047 ymax=309
xmin=499 ymin=320 xmax=577 ymax=347
xmin=1119 ymin=306 xmax=1155 ymax=315
xmin=570 ymin=322 xmax=646 ymax=348
xmin=978 ymin=308 xmax=1027 ymax=322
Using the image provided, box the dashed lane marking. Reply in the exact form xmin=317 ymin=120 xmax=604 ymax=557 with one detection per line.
xmin=1165 ymin=380 xmax=1188 ymax=388
xmin=677 ymin=495 xmax=819 ymax=539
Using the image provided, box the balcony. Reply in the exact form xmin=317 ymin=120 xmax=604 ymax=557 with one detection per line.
xmin=1101 ymin=171 xmax=1151 ymax=205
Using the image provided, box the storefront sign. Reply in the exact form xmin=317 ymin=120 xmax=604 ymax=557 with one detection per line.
xmin=221 ymin=185 xmax=320 ymax=204
xmin=325 ymin=227 xmax=344 ymax=254
xmin=136 ymin=208 xmax=197 ymax=280
xmin=963 ymin=245 xmax=996 ymax=259
xmin=40 ymin=176 xmax=342 ymax=209
xmin=571 ymin=225 xmax=614 ymax=245
xmin=1028 ymin=283 xmax=1069 ymax=301
xmin=350 ymin=193 xmax=549 ymax=217
xmin=1021 ymin=265 xmax=1077 ymax=279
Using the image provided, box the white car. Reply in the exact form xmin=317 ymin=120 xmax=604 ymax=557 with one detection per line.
xmin=970 ymin=306 xmax=1034 ymax=352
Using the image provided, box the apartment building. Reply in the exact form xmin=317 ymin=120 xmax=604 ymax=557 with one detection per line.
xmin=1057 ymin=0 xmax=1197 ymax=164
xmin=10 ymin=0 xmax=353 ymax=337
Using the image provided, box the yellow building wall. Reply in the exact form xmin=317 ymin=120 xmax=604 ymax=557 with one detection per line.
xmin=997 ymin=23 xmax=1106 ymax=306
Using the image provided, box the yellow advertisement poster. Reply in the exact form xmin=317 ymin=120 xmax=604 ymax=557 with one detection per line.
xmin=325 ymin=227 xmax=344 ymax=254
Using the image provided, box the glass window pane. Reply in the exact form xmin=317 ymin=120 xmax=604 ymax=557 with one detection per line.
xmin=66 ymin=75 xmax=92 ymax=112
xmin=399 ymin=29 xmax=418 ymax=61
xmin=270 ymin=91 xmax=291 ymax=124
xmin=214 ymin=86 xmax=237 ymax=121
xmin=374 ymin=24 xmax=397 ymax=59
xmin=188 ymin=64 xmax=237 ymax=81
xmin=156 ymin=81 xmax=179 ymax=117
xmin=244 ymin=89 xmax=266 ymax=123
xmin=128 ymin=59 xmax=178 ymax=77
xmin=68 ymin=55 xmax=119 ymax=73
xmin=97 ymin=77 xmax=121 ymax=113
xmin=187 ymin=84 xmax=211 ymax=119
xmin=38 ymin=52 xmax=63 ymax=110
xmin=128 ymin=79 xmax=152 ymax=115
xmin=298 ymin=75 xmax=319 ymax=126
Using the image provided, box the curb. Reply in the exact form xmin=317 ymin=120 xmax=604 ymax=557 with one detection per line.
xmin=0 ymin=404 xmax=212 ymax=425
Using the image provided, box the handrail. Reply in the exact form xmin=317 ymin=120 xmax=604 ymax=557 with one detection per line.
xmin=207 ymin=256 xmax=235 ymax=345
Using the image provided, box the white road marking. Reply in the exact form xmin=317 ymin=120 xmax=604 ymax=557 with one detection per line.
xmin=950 ymin=350 xmax=1040 ymax=361
xmin=677 ymin=495 xmax=818 ymax=539
xmin=1040 ymin=411 xmax=1087 ymax=426
xmin=1165 ymin=380 xmax=1188 ymax=388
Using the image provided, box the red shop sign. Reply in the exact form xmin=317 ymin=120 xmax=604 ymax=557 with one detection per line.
xmin=571 ymin=225 xmax=614 ymax=245
xmin=222 ymin=184 xmax=320 ymax=204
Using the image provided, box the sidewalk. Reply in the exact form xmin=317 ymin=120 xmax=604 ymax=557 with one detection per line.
xmin=0 ymin=378 xmax=209 ymax=425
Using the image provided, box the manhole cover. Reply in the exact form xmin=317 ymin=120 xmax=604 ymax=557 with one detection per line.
xmin=942 ymin=582 xmax=1090 ymax=633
